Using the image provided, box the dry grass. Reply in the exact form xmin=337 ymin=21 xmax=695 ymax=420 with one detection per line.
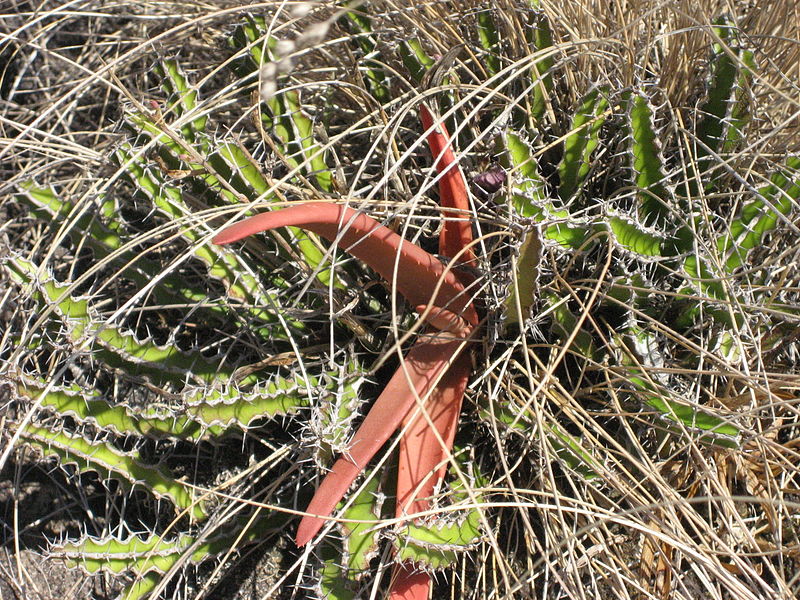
xmin=1 ymin=1 xmax=800 ymax=599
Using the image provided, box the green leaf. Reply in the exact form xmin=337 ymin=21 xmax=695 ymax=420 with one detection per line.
xmin=228 ymin=16 xmax=271 ymax=69
xmin=696 ymin=20 xmax=740 ymax=158
xmin=399 ymin=514 xmax=481 ymax=552
xmin=607 ymin=216 xmax=664 ymax=257
xmin=478 ymin=396 xmax=530 ymax=432
xmin=505 ymin=131 xmax=549 ymax=220
xmin=340 ymin=8 xmax=391 ymax=104
xmin=12 ymin=357 xmax=359 ymax=440
xmin=683 ymin=254 xmax=728 ymax=303
xmin=627 ymin=93 xmax=671 ymax=227
xmin=505 ymin=132 xmax=589 ymax=247
xmin=314 ymin=362 xmax=365 ymax=463
xmin=120 ymin=573 xmax=161 ymax=600
xmin=340 ymin=469 xmax=382 ymax=572
xmin=52 ymin=512 xmax=285 ymax=577
xmin=115 ymin=146 xmax=290 ymax=326
xmin=548 ymin=423 xmax=600 ymax=480
xmin=504 ymin=228 xmax=542 ymax=326
xmin=225 ymin=20 xmax=342 ymax=287
xmin=616 ymin=328 xmax=740 ymax=441
xmin=12 ymin=375 xmax=205 ymax=440
xmin=56 ymin=533 xmax=197 ymax=575
xmin=525 ymin=7 xmax=554 ymax=126
xmin=21 ymin=425 xmax=206 ymax=519
xmin=318 ymin=465 xmax=381 ymax=599
xmin=506 ymin=132 xmax=544 ymax=199
xmin=230 ymin=18 xmax=334 ymax=194
xmin=558 ymin=87 xmax=610 ymax=202
xmin=399 ymin=38 xmax=434 ymax=84
xmin=320 ymin=543 xmax=358 ymax=600
xmin=155 ymin=59 xmax=208 ymax=142
xmin=718 ymin=156 xmax=800 ymax=271
xmin=182 ymin=367 xmax=358 ymax=431
xmin=5 ymin=255 xmax=232 ymax=384
xmin=547 ymin=293 xmax=597 ymax=359
xmin=282 ymin=89 xmax=334 ymax=193
xmin=477 ymin=10 xmax=501 ymax=76
xmin=16 ymin=181 xmax=214 ymax=315
xmin=394 ymin=478 xmax=483 ymax=570
xmin=689 ymin=19 xmax=755 ymax=192
xmin=217 ymin=141 xmax=271 ymax=196
xmin=722 ymin=49 xmax=756 ymax=153
xmin=643 ymin=396 xmax=740 ymax=440
xmin=210 ymin=148 xmax=337 ymax=290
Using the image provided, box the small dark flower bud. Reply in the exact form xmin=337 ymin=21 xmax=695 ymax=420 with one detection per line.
xmin=472 ymin=165 xmax=507 ymax=200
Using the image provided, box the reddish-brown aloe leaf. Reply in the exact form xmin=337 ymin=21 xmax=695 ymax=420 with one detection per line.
xmin=403 ymin=104 xmax=475 ymax=513
xmin=389 ymin=565 xmax=431 ymax=600
xmin=214 ymin=202 xmax=477 ymax=325
xmin=295 ymin=336 xmax=468 ymax=546
xmin=396 ymin=351 xmax=470 ymax=517
xmin=383 ymin=104 xmax=478 ymax=599
xmin=389 ymin=353 xmax=470 ymax=599
xmin=420 ymin=103 xmax=475 ymax=266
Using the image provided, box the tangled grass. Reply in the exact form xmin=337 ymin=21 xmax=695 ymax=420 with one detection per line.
xmin=1 ymin=1 xmax=800 ymax=599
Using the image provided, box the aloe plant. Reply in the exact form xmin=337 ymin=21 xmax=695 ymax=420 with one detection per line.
xmin=214 ymin=100 xmax=482 ymax=599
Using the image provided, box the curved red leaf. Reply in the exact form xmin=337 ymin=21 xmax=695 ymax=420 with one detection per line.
xmin=396 ymin=352 xmax=470 ymax=517
xmin=214 ymin=202 xmax=477 ymax=326
xmin=389 ymin=564 xmax=431 ymax=600
xmin=420 ymin=103 xmax=475 ymax=266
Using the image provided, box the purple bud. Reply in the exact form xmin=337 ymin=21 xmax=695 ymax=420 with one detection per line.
xmin=472 ymin=165 xmax=507 ymax=200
